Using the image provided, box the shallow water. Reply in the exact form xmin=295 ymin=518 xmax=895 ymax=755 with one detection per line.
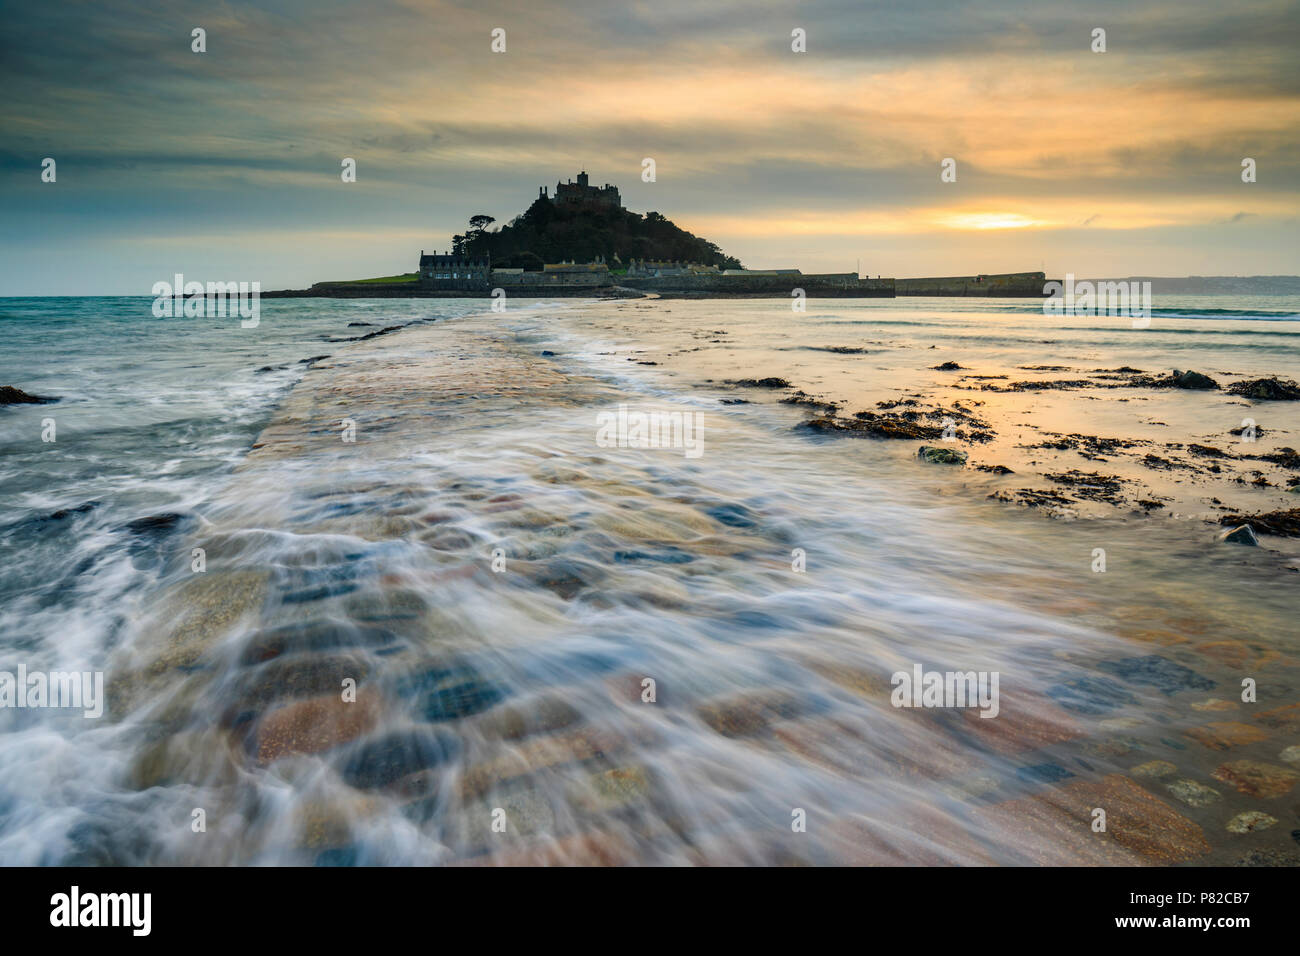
xmin=1 ymin=296 xmax=1297 ymax=865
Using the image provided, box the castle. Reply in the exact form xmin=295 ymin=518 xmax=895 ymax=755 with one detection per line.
xmin=538 ymin=171 xmax=621 ymax=208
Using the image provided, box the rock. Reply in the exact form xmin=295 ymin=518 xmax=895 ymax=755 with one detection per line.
xmin=1279 ymin=745 xmax=1300 ymax=765
xmin=1226 ymin=377 xmax=1300 ymax=401
xmin=256 ymin=693 xmax=382 ymax=763
xmin=1226 ymin=811 xmax=1277 ymax=833
xmin=1095 ymin=655 xmax=1215 ymax=695
xmin=1254 ymin=703 xmax=1300 ymax=730
xmin=1218 ymin=509 xmax=1300 ymax=538
xmin=1184 ymin=721 xmax=1269 ymax=750
xmin=931 ymin=361 xmax=964 ymax=371
xmin=569 ymin=766 xmax=651 ymax=814
xmin=1015 ymin=763 xmax=1075 ymax=784
xmin=1171 ymin=369 xmax=1219 ymax=390
xmin=731 ymin=377 xmax=792 ymax=388
xmin=239 ymin=620 xmax=399 ymax=664
xmin=1129 ymin=760 xmax=1177 ymax=780
xmin=224 ymin=652 xmax=372 ymax=723
xmin=917 ymin=445 xmax=968 ymax=465
xmin=1219 ymin=525 xmax=1259 ymax=546
xmin=1046 ymin=676 xmax=1136 ymax=715
xmin=697 ymin=690 xmax=805 ymax=737
xmin=1195 ymin=640 xmax=1279 ymax=671
xmin=475 ymin=695 xmax=582 ymax=740
xmin=521 ymin=557 xmax=606 ymax=599
xmin=293 ymin=794 xmax=382 ymax=850
xmin=976 ymin=774 xmax=1208 ymax=864
xmin=955 ymin=690 xmax=1083 ymax=755
xmin=128 ymin=569 xmax=270 ymax=685
xmin=1236 ymin=848 xmax=1300 ymax=866
xmin=456 ymin=726 xmax=654 ymax=801
xmin=454 ymin=785 xmax=558 ymax=848
xmin=1165 ymin=779 xmax=1221 ymax=807
xmin=342 ymin=589 xmax=428 ymax=622
xmin=0 ymin=385 xmax=59 ymax=405
xmin=421 ymin=675 xmax=507 ymax=723
xmin=340 ymin=729 xmax=460 ymax=789
xmin=398 ymin=658 xmax=509 ymax=723
xmin=128 ymin=729 xmax=241 ymax=790
xmin=1211 ymin=760 xmax=1299 ymax=798
xmin=1084 ymin=736 xmax=1141 ymax=758
xmin=1191 ymin=699 xmax=1239 ymax=712
xmin=706 ymin=503 xmax=760 ymax=528
xmin=122 ymin=512 xmax=191 ymax=536
xmin=802 ymin=416 xmax=946 ymax=441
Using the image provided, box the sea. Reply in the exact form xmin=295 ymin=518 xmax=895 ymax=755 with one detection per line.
xmin=1 ymin=294 xmax=1297 ymax=865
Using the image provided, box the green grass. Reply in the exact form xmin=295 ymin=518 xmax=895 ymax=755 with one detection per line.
xmin=339 ymin=273 xmax=419 ymax=284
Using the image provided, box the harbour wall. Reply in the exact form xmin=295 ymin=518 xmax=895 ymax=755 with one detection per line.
xmin=895 ymin=272 xmax=1047 ymax=297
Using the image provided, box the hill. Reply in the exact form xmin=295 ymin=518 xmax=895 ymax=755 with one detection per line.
xmin=452 ymin=198 xmax=742 ymax=271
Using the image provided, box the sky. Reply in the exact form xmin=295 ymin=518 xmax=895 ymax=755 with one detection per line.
xmin=2 ymin=0 xmax=1298 ymax=294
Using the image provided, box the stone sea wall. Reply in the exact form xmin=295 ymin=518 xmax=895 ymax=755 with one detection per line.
xmin=896 ymin=272 xmax=1048 ymax=297
xmin=619 ymin=273 xmax=894 ymax=297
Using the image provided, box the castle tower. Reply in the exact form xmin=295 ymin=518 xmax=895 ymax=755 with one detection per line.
xmin=577 ymin=170 xmax=589 ymax=187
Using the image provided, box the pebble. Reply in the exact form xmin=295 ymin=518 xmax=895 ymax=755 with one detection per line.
xmin=569 ymin=766 xmax=651 ymax=814
xmin=1184 ymin=721 xmax=1269 ymax=750
xmin=1016 ymin=763 xmax=1075 ymax=785
xmin=1046 ymin=676 xmax=1136 ymax=715
xmin=1095 ymin=655 xmax=1215 ymax=695
xmin=1212 ymin=760 xmax=1299 ymax=798
xmin=1191 ymin=699 xmax=1239 ymax=712
xmin=1129 ymin=760 xmax=1177 ymax=780
xmin=340 ymin=729 xmax=460 ymax=789
xmin=1084 ymin=736 xmax=1141 ymax=758
xmin=256 ymin=693 xmax=382 ymax=763
xmin=697 ymin=690 xmax=805 ymax=737
xmin=1253 ymin=703 xmax=1300 ymax=730
xmin=1226 ymin=811 xmax=1277 ymax=833
xmin=1166 ymin=779 xmax=1221 ymax=807
xmin=1236 ymin=848 xmax=1300 ymax=866
xmin=976 ymin=774 xmax=1207 ymax=864
xmin=1219 ymin=525 xmax=1259 ymax=546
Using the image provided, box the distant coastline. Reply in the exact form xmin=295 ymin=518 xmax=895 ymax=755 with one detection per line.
xmin=263 ymin=271 xmax=1051 ymax=299
xmin=259 ymin=273 xmax=1300 ymax=300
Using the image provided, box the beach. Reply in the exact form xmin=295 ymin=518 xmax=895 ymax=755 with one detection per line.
xmin=1 ymin=296 xmax=1298 ymax=865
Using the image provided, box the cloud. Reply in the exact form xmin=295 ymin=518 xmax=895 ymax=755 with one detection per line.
xmin=0 ymin=0 xmax=1297 ymax=292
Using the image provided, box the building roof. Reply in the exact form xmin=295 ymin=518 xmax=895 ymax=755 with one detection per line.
xmin=543 ymin=262 xmax=610 ymax=272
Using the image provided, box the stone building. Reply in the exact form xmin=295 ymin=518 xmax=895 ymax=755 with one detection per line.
xmin=418 ymin=251 xmax=491 ymax=290
xmin=626 ymin=259 xmax=720 ymax=278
